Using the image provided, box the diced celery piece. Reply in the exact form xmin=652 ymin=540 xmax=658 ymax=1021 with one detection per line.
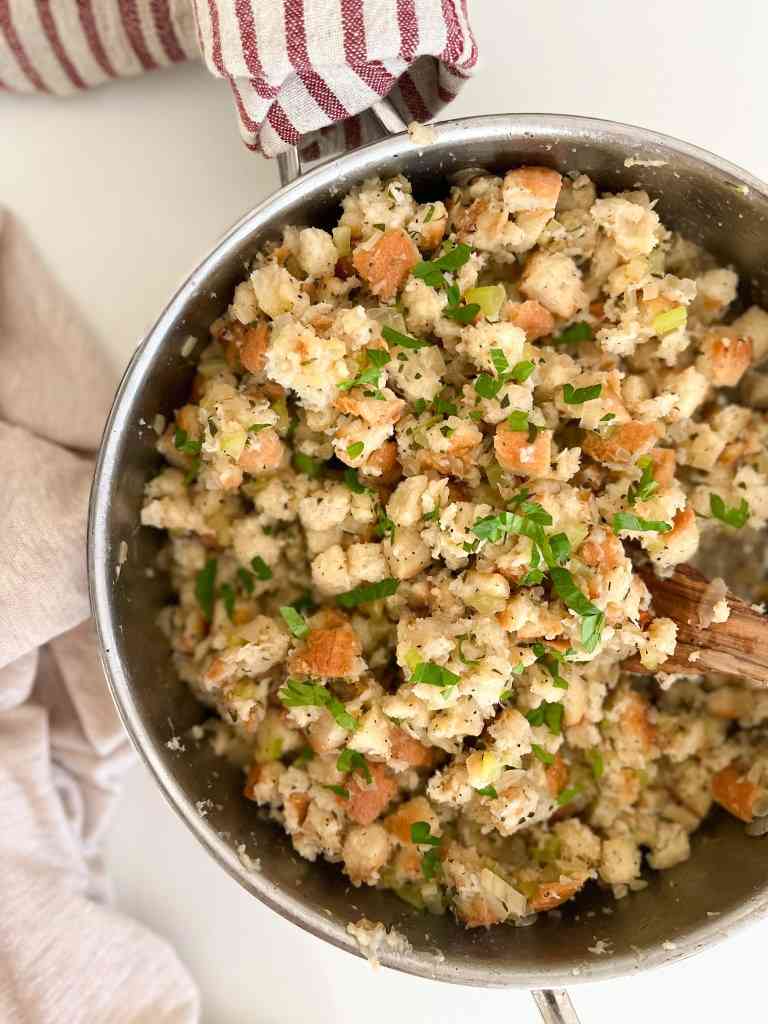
xmin=332 ymin=225 xmax=352 ymax=256
xmin=653 ymin=306 xmax=687 ymax=336
xmin=463 ymin=284 xmax=506 ymax=320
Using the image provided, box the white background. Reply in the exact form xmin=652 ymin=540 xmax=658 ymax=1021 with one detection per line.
xmin=3 ymin=2 xmax=768 ymax=1020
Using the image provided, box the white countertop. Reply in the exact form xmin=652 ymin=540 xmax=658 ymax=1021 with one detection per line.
xmin=4 ymin=2 xmax=768 ymax=1019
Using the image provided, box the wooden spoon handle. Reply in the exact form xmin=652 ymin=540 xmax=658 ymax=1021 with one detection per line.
xmin=626 ymin=564 xmax=768 ymax=686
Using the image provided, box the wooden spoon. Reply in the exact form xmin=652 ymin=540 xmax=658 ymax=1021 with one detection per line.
xmin=624 ymin=563 xmax=768 ymax=686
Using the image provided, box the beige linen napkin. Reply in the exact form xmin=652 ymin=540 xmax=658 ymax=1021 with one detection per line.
xmin=0 ymin=210 xmax=199 ymax=1023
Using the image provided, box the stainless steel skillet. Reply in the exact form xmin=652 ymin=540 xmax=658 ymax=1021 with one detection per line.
xmin=88 ymin=110 xmax=768 ymax=1023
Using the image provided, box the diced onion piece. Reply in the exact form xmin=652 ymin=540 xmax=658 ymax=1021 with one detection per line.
xmin=464 ymin=284 xmax=507 ymax=321
xmin=653 ymin=306 xmax=687 ymax=336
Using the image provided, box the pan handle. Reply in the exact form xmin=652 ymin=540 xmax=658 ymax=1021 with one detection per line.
xmin=277 ymin=101 xmax=581 ymax=1024
xmin=532 ymin=989 xmax=582 ymax=1024
xmin=276 ymin=99 xmax=408 ymax=186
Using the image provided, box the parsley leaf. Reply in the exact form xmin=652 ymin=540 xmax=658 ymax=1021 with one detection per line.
xmin=554 ymin=321 xmax=593 ymax=345
xmin=374 ymin=510 xmax=396 ymax=540
xmin=219 ymin=582 xmax=236 ymax=621
xmin=549 ymin=567 xmax=604 ymax=653
xmin=324 ymin=784 xmax=350 ymax=799
xmin=477 ymin=785 xmax=498 ymax=798
xmin=251 ymin=556 xmax=272 ymax=580
xmin=293 ymin=451 xmax=324 ymax=477
xmin=532 ymin=642 xmax=569 ymax=689
xmin=411 ymin=821 xmax=441 ymax=845
xmin=337 ymin=578 xmax=399 ymax=608
xmin=506 ymin=410 xmax=529 ymax=432
xmin=343 ymin=468 xmax=370 ymax=494
xmin=337 ymin=748 xmax=371 ymax=784
xmin=526 ymin=700 xmax=564 ymax=735
xmin=490 ymin=348 xmax=509 ymax=376
xmin=531 ymin=743 xmax=555 ymax=765
xmin=549 ymin=532 xmax=571 ymax=565
xmin=413 ymin=243 xmax=473 ymax=282
xmin=612 ymin=513 xmax=671 ymax=534
xmin=628 ymin=455 xmax=658 ymax=505
xmin=237 ymin=567 xmax=255 ymax=594
xmin=279 ymin=679 xmax=358 ymax=732
xmin=381 ymin=325 xmax=431 ymax=350
xmin=563 ymin=382 xmax=603 ymax=404
xmin=338 ymin=347 xmax=390 ymax=392
xmin=444 ymin=300 xmax=481 ymax=324
xmin=710 ymin=493 xmax=750 ymax=528
xmin=411 ymin=662 xmax=460 ymax=688
xmin=173 ymin=426 xmax=202 ymax=455
xmin=194 ymin=559 xmax=217 ymax=621
xmin=509 ymin=359 xmax=535 ymax=383
xmin=279 ymin=606 xmax=310 ymax=638
xmin=346 ymin=441 xmax=364 ymax=459
xmin=556 ymin=785 xmax=582 ymax=807
xmin=474 ymin=373 xmax=504 ymax=400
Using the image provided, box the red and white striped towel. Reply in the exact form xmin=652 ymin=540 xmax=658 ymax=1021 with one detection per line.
xmin=0 ymin=0 xmax=478 ymax=156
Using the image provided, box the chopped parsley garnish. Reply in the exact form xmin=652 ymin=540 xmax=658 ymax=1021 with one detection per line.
xmin=413 ymin=398 xmax=428 ymax=415
xmin=219 ymin=582 xmax=236 ymax=621
xmin=410 ymin=820 xmax=442 ymax=880
xmin=474 ymin=373 xmax=504 ymax=400
xmin=279 ymin=679 xmax=358 ymax=732
xmin=432 ymin=395 xmax=458 ymax=416
xmin=413 ymin=242 xmax=473 ymax=287
xmin=549 ymin=567 xmax=604 ymax=653
xmin=324 ymin=784 xmax=350 ymax=800
xmin=586 ymin=749 xmax=604 ymax=780
xmin=292 ymin=745 xmax=315 ymax=766
xmin=411 ymin=662 xmax=460 ymax=688
xmin=346 ymin=441 xmax=364 ymax=459
xmin=490 ymin=348 xmax=509 ymax=376
xmin=710 ymin=493 xmax=750 ymax=528
xmin=412 ymin=243 xmax=479 ymax=322
xmin=526 ymin=700 xmax=564 ymax=735
xmin=509 ymin=359 xmax=535 ymax=383
xmin=237 ymin=567 xmax=255 ymax=594
xmin=532 ymin=642 xmax=569 ymax=689
xmin=293 ymin=451 xmax=324 ymax=477
xmin=423 ymin=204 xmax=435 ymax=223
xmin=374 ymin=510 xmax=396 ymax=540
xmin=612 ymin=512 xmax=671 ymax=534
xmin=337 ymin=578 xmax=399 ymax=608
xmin=194 ymin=558 xmax=217 ymax=621
xmin=251 ymin=556 xmax=273 ymax=580
xmin=247 ymin=422 xmax=271 ymax=433
xmin=506 ymin=410 xmax=529 ymax=432
xmin=338 ymin=347 xmax=390 ymax=393
xmin=563 ymin=382 xmax=602 ymax=404
xmin=531 ymin=743 xmax=555 ymax=765
xmin=472 ymin=500 xmax=555 ymax=568
xmin=549 ymin=532 xmax=571 ymax=565
xmin=556 ymin=785 xmax=582 ymax=807
xmin=554 ymin=321 xmax=593 ymax=345
xmin=475 ymin=355 xmax=536 ymax=401
xmin=291 ymin=591 xmax=315 ymax=616
xmin=173 ymin=426 xmax=202 ymax=454
xmin=628 ymin=456 xmax=658 ymax=505
xmin=381 ymin=325 xmax=431 ymax=350
xmin=184 ymin=459 xmax=200 ymax=485
xmin=279 ymin=605 xmax=310 ymax=638
xmin=477 ymin=785 xmax=498 ymax=798
xmin=343 ymin=468 xmax=370 ymax=493
xmin=337 ymin=748 xmax=371 ymax=783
